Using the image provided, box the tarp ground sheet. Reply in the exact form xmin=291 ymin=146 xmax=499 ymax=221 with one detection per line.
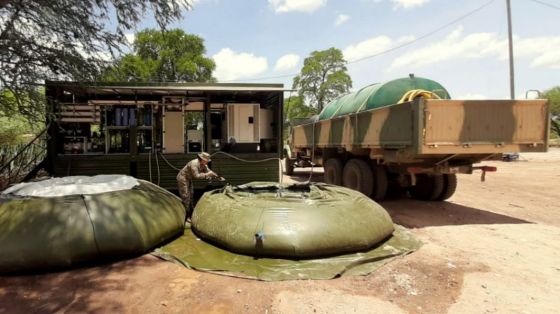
xmin=153 ymin=225 xmax=421 ymax=281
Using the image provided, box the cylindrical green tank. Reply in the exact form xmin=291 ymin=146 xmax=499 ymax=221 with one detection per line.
xmin=319 ymin=76 xmax=451 ymax=120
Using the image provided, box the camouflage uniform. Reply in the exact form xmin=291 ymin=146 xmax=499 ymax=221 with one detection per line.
xmin=176 ymin=158 xmax=215 ymax=218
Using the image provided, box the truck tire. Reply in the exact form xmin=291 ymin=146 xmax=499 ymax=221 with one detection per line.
xmin=324 ymin=158 xmax=343 ymax=185
xmin=436 ymin=174 xmax=457 ymax=201
xmin=342 ymin=159 xmax=373 ymax=196
xmin=284 ymin=158 xmax=294 ymax=175
xmin=409 ymin=174 xmax=444 ymax=201
xmin=371 ymin=164 xmax=388 ymax=201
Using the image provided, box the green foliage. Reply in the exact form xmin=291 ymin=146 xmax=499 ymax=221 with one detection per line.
xmin=292 ymin=48 xmax=352 ymax=112
xmin=0 ymin=90 xmax=43 ymax=145
xmin=0 ymin=0 xmax=190 ymax=121
xmin=543 ymin=87 xmax=560 ymax=138
xmin=282 ymin=95 xmax=317 ymax=142
xmin=284 ymin=96 xmax=317 ymax=122
xmin=103 ymin=29 xmax=215 ymax=82
xmin=0 ymin=114 xmax=41 ymax=145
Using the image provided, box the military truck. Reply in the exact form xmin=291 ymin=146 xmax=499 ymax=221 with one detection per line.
xmin=284 ymin=76 xmax=550 ymax=201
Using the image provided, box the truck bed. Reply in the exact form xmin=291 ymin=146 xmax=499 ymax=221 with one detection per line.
xmin=291 ymin=99 xmax=549 ymax=157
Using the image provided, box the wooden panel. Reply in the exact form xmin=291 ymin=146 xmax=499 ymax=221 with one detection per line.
xmin=315 ymin=120 xmax=330 ymax=146
xmin=356 ymin=104 xmax=413 ymax=147
xmin=292 ymin=123 xmax=310 ymax=147
xmin=511 ymin=101 xmax=549 ymax=143
xmin=423 ymin=99 xmax=547 ymax=145
xmin=421 ymin=99 xmax=548 ymax=154
xmin=291 ymin=103 xmax=414 ymax=150
xmin=58 ymin=103 xmax=101 ymax=123
xmin=259 ymin=108 xmax=274 ymax=139
xmin=163 ymin=111 xmax=184 ymax=153
xmin=228 ymin=104 xmax=258 ymax=143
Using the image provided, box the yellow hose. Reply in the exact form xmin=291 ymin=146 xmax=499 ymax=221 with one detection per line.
xmin=398 ymin=89 xmax=441 ymax=104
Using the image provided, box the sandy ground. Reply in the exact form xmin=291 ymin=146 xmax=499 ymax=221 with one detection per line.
xmin=1 ymin=149 xmax=560 ymax=314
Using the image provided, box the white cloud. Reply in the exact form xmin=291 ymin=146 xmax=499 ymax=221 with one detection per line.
xmin=391 ymin=0 xmax=431 ymax=10
xmin=335 ymin=14 xmax=350 ymax=26
xmin=212 ymin=48 xmax=268 ymax=81
xmin=268 ymin=0 xmax=327 ymax=13
xmin=343 ymin=35 xmax=415 ymax=62
xmin=274 ymin=54 xmax=300 ymax=71
xmin=390 ymin=26 xmax=504 ymax=69
xmin=514 ymin=37 xmax=560 ymax=69
xmin=456 ymin=93 xmax=488 ymax=100
xmin=389 ymin=26 xmax=560 ymax=70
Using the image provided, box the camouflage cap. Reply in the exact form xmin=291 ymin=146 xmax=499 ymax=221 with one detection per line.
xmin=198 ymin=152 xmax=211 ymax=162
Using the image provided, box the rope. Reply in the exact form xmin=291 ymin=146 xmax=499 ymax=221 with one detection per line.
xmin=158 ymin=152 xmax=182 ymax=171
xmin=148 ymin=149 xmax=152 ymax=183
xmin=154 ymin=150 xmax=161 ymax=186
xmin=397 ymin=89 xmax=441 ymax=104
xmin=156 ymin=151 xmax=285 ymax=187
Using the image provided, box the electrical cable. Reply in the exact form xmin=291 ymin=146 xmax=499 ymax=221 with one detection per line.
xmin=148 ymin=149 xmax=153 ymax=183
xmin=527 ymin=0 xmax=560 ymax=10
xmin=220 ymin=0 xmax=497 ymax=83
xmin=157 ymin=150 xmax=285 ymax=186
xmin=155 ymin=148 xmax=161 ymax=186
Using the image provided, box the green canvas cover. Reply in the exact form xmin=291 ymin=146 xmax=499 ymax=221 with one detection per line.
xmin=319 ymin=76 xmax=451 ymax=120
xmin=0 ymin=178 xmax=185 ymax=274
xmin=154 ymin=225 xmax=421 ymax=281
xmin=192 ymin=182 xmax=395 ymax=258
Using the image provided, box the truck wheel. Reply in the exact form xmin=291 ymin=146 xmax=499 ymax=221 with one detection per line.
xmin=284 ymin=158 xmax=294 ymax=175
xmin=409 ymin=174 xmax=444 ymax=201
xmin=436 ymin=174 xmax=457 ymax=201
xmin=324 ymin=158 xmax=343 ymax=185
xmin=342 ymin=159 xmax=373 ymax=196
xmin=371 ymin=164 xmax=388 ymax=201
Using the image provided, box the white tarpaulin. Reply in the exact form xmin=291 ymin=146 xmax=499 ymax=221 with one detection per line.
xmin=2 ymin=175 xmax=140 ymax=197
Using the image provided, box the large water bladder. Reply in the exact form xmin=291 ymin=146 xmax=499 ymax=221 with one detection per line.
xmin=192 ymin=182 xmax=395 ymax=258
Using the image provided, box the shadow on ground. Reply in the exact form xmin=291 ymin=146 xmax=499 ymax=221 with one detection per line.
xmin=286 ymin=169 xmax=531 ymax=228
xmin=381 ymin=199 xmax=531 ymax=228
xmin=0 ymin=256 xmax=162 ymax=313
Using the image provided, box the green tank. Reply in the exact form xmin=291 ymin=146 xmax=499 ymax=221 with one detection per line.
xmin=319 ymin=76 xmax=450 ymax=120
xmin=0 ymin=175 xmax=186 ymax=274
xmin=192 ymin=182 xmax=395 ymax=258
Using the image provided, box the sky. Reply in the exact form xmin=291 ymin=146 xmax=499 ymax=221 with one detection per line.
xmin=127 ymin=0 xmax=560 ymax=100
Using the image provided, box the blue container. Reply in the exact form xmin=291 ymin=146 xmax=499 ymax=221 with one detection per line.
xmin=122 ymin=107 xmax=128 ymax=126
xmin=129 ymin=108 xmax=136 ymax=126
xmin=115 ymin=107 xmax=122 ymax=126
xmin=144 ymin=108 xmax=152 ymax=126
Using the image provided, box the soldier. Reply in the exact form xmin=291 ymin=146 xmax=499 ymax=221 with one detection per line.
xmin=176 ymin=152 xmax=220 ymax=221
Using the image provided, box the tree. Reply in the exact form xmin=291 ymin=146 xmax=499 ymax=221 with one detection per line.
xmin=0 ymin=0 xmax=191 ymax=121
xmin=283 ymin=95 xmax=317 ymax=142
xmin=0 ymin=90 xmax=41 ymax=145
xmin=284 ymin=95 xmax=317 ymax=122
xmin=103 ymin=29 xmax=215 ymax=82
xmin=543 ymin=87 xmax=560 ymax=138
xmin=292 ymin=47 xmax=352 ymax=112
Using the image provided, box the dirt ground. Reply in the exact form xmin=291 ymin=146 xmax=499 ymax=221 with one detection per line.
xmin=1 ymin=149 xmax=560 ymax=314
